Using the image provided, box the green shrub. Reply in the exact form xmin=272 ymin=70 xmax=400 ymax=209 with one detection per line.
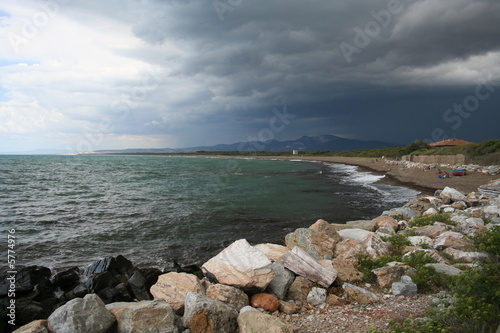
xmin=472 ymin=226 xmax=500 ymax=257
xmin=381 ymin=233 xmax=412 ymax=256
xmin=409 ymin=213 xmax=455 ymax=227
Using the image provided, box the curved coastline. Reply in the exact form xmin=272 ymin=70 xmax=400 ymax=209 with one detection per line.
xmin=198 ymin=155 xmax=497 ymax=195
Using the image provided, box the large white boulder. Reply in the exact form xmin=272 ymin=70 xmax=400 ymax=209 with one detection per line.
xmin=202 ymin=239 xmax=275 ymax=291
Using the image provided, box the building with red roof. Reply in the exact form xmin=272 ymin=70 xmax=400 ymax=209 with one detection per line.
xmin=429 ymin=138 xmax=475 ymax=148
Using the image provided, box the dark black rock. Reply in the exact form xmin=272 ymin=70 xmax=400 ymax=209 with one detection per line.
xmin=72 ymin=283 xmax=88 ymax=297
xmin=84 ymin=257 xmax=115 ymax=277
xmin=97 ymin=284 xmax=133 ymax=304
xmin=15 ymin=298 xmax=51 ymax=327
xmin=127 ymin=270 xmax=152 ymax=301
xmin=84 ymin=255 xmax=134 ymax=278
xmin=15 ymin=266 xmax=52 ymax=294
xmin=139 ymin=268 xmax=162 ymax=287
xmin=86 ymin=271 xmax=118 ymax=293
xmin=171 ymin=260 xmax=204 ymax=280
xmin=52 ymin=267 xmax=81 ymax=291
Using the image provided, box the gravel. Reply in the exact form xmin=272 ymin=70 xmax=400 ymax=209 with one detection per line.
xmin=277 ymin=293 xmax=435 ymax=332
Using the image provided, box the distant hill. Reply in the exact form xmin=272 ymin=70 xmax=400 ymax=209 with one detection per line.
xmin=95 ymin=135 xmax=399 ymax=154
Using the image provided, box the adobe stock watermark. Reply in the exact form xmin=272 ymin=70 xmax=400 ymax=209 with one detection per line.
xmin=67 ymin=67 xmax=162 ymax=154
xmin=213 ymin=0 xmax=243 ymax=21
xmin=339 ymin=0 xmax=412 ymax=63
xmin=424 ymin=77 xmax=495 ymax=143
xmin=8 ymin=0 xmax=71 ymax=53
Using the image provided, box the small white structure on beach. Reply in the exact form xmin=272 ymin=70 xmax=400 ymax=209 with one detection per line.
xmin=292 ymin=150 xmax=299 ymax=155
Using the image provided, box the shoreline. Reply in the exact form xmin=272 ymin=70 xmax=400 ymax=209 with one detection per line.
xmin=182 ymin=154 xmax=498 ymax=195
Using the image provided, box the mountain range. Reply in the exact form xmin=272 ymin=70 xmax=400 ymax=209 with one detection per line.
xmin=95 ymin=135 xmax=399 ymax=154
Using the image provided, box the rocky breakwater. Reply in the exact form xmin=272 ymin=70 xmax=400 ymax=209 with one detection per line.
xmin=5 ymin=180 xmax=500 ymax=333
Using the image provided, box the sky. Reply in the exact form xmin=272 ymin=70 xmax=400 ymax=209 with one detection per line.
xmin=0 ymin=0 xmax=499 ymax=153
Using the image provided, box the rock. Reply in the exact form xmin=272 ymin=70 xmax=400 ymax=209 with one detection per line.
xmin=84 ymin=255 xmax=133 ymax=277
xmin=15 ymin=266 xmax=52 ymax=294
xmin=14 ymin=298 xmax=53 ymax=328
xmin=85 ymin=271 xmax=119 ymax=294
xmin=202 ymin=239 xmax=275 ymax=291
xmin=285 ymin=276 xmax=316 ymax=305
xmin=442 ymin=248 xmax=489 ymax=263
xmin=206 ymin=284 xmax=249 ymax=311
xmin=425 ymin=263 xmax=462 ymax=276
xmin=254 ymin=243 xmax=289 ymax=263
xmin=332 ymin=259 xmax=364 ymax=284
xmin=363 ymin=233 xmax=391 ymax=258
xmin=434 ymin=231 xmax=473 ymax=250
xmin=47 ymin=294 xmax=116 ymax=333
xmin=392 ymin=276 xmax=417 ymax=296
xmin=345 ymin=220 xmax=377 ymax=231
xmin=250 ymin=293 xmax=280 ymax=311
xmin=281 ymin=246 xmax=338 ymax=288
xmin=334 ymin=239 xmax=367 ymax=262
xmin=52 ymin=267 xmax=81 ymax=292
xmin=265 ymin=263 xmax=295 ymax=300
xmin=12 ymin=320 xmax=49 ymax=333
xmin=332 ymin=239 xmax=366 ymax=283
xmin=338 ymin=229 xmax=390 ymax=258
xmin=373 ymin=216 xmax=399 ymax=231
xmin=407 ymin=236 xmax=433 ymax=247
xmin=440 ymin=187 xmax=466 ymax=203
xmin=127 ymin=270 xmax=152 ymax=301
xmin=413 ymin=224 xmax=452 ymax=239
xmin=487 ymin=165 xmax=500 ymax=175
xmin=278 ymin=300 xmax=300 ymax=314
xmin=182 ymin=292 xmax=238 ymax=333
xmin=284 ymin=228 xmax=338 ymax=260
xmin=306 ymin=287 xmax=327 ymax=306
xmin=454 ymin=217 xmax=487 ymax=236
xmin=109 ymin=300 xmax=182 ymax=333
xmin=326 ymin=294 xmax=349 ymax=306
xmin=388 ymin=207 xmax=420 ymax=219
xmin=150 ymin=272 xmax=205 ymax=314
xmin=371 ymin=265 xmax=416 ymax=289
xmin=338 ymin=228 xmax=372 ymax=243
xmin=423 ymin=208 xmax=438 ymax=216
xmin=309 ymin=219 xmax=342 ymax=242
xmin=484 ymin=205 xmax=500 ymax=216
xmin=342 ymin=283 xmax=379 ymax=304
xmin=237 ymin=308 xmax=295 ymax=333
xmin=479 ymin=181 xmax=500 ymax=196
xmin=451 ymin=201 xmax=467 ymax=210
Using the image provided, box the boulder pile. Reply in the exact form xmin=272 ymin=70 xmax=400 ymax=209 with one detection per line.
xmin=5 ymin=184 xmax=500 ymax=333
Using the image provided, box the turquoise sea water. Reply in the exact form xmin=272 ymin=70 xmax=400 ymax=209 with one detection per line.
xmin=0 ymin=155 xmax=418 ymax=272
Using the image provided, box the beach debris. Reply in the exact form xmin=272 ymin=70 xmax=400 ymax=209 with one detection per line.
xmin=281 ymin=246 xmax=338 ymax=288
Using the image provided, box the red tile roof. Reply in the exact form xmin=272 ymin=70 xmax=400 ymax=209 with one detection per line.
xmin=429 ymin=138 xmax=474 ymax=147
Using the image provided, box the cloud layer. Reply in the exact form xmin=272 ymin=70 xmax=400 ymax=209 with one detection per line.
xmin=1 ymin=0 xmax=499 ymax=152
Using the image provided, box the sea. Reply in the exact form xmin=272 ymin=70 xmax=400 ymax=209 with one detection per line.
xmin=0 ymin=155 xmax=419 ymax=274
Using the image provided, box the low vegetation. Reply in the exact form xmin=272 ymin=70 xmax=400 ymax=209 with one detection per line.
xmin=368 ymin=226 xmax=500 ymax=333
xmin=408 ymin=213 xmax=455 ymax=228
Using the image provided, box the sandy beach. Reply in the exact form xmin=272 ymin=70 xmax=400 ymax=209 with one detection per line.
xmin=221 ymin=155 xmax=498 ymax=195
